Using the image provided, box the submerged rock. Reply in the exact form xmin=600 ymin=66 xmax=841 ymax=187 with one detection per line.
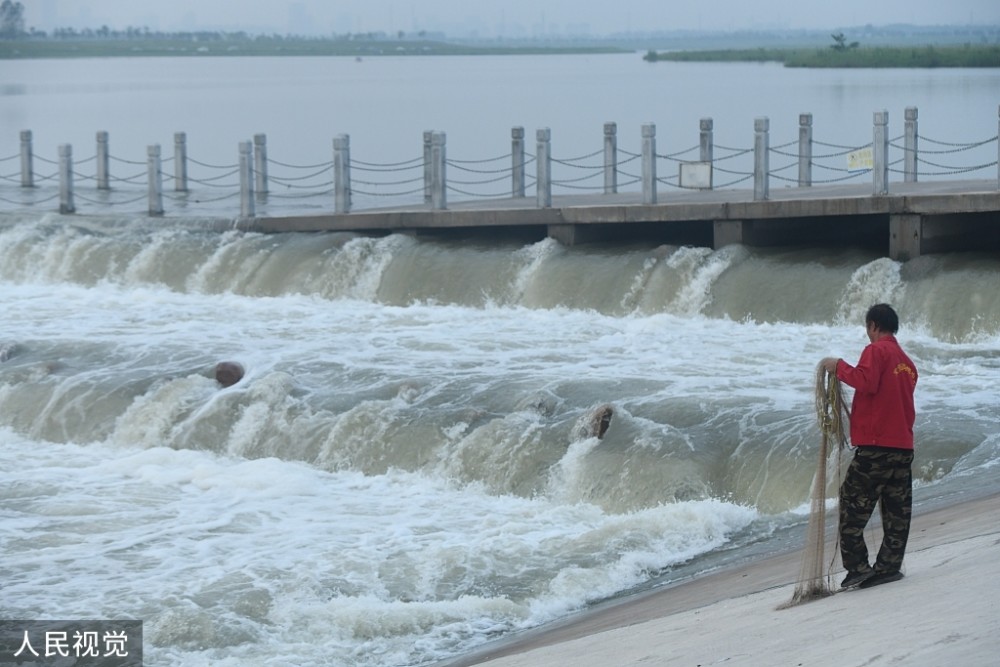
xmin=574 ymin=403 xmax=614 ymax=440
xmin=0 ymin=342 xmax=19 ymax=362
xmin=214 ymin=361 xmax=245 ymax=388
xmin=590 ymin=404 xmax=614 ymax=439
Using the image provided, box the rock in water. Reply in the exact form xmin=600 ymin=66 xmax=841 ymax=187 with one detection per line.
xmin=215 ymin=361 xmax=245 ymax=387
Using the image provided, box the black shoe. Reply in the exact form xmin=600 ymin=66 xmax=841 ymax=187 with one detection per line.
xmin=859 ymin=570 xmax=904 ymax=589
xmin=840 ymin=570 xmax=873 ymax=589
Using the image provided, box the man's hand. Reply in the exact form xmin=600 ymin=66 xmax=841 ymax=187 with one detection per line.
xmin=820 ymin=357 xmax=840 ymax=374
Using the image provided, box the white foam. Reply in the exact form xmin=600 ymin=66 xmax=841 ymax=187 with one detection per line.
xmin=0 ymin=433 xmax=757 ymax=666
xmin=2 ymin=226 xmax=998 ymax=666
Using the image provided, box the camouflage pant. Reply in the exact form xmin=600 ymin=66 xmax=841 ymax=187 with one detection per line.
xmin=839 ymin=446 xmax=914 ymax=575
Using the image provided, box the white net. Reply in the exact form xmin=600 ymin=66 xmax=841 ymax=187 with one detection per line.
xmin=779 ymin=364 xmax=850 ymax=609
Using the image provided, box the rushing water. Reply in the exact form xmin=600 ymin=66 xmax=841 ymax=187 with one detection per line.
xmin=1 ymin=55 xmax=999 ymax=667
xmin=2 ymin=213 xmax=999 ymax=666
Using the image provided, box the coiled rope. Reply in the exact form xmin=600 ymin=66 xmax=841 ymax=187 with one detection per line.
xmin=780 ymin=363 xmax=850 ymax=608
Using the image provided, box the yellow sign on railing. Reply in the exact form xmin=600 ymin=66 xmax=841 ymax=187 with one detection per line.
xmin=847 ymin=147 xmax=873 ymax=171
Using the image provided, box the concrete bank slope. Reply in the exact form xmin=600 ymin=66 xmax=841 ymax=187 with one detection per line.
xmin=446 ymin=492 xmax=1000 ymax=667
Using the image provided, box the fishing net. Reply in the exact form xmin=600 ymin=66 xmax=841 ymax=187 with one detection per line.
xmin=778 ymin=363 xmax=850 ymax=609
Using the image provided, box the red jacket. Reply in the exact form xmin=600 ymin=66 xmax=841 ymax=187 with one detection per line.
xmin=836 ymin=335 xmax=917 ymax=449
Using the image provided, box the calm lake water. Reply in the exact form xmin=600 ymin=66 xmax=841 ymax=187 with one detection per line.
xmin=1 ymin=54 xmax=999 ymax=667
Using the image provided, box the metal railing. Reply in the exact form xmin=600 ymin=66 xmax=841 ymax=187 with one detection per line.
xmin=1 ymin=105 xmax=997 ymax=218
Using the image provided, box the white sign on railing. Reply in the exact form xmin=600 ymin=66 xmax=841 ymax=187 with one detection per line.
xmin=679 ymin=162 xmax=712 ymax=189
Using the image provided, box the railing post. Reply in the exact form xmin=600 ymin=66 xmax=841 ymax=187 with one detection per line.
xmin=58 ymin=144 xmax=75 ymax=214
xmin=641 ymin=122 xmax=657 ymax=205
xmin=536 ymin=127 xmax=551 ymax=208
xmin=873 ymin=110 xmax=889 ymax=196
xmin=431 ymin=131 xmax=447 ymax=210
xmin=798 ymin=113 xmax=813 ymax=187
xmin=512 ymin=126 xmax=526 ymax=198
xmin=904 ymin=107 xmax=918 ymax=183
xmin=96 ymin=131 xmax=110 ymax=190
xmin=333 ymin=133 xmax=351 ymax=214
xmin=20 ymin=130 xmax=34 ymax=188
xmin=254 ymin=133 xmax=268 ymax=199
xmin=699 ymin=118 xmax=713 ymax=191
xmin=173 ymin=132 xmax=188 ymax=192
xmin=754 ymin=117 xmax=769 ymax=201
xmin=239 ymin=140 xmax=255 ymax=218
xmin=699 ymin=118 xmax=713 ymax=164
xmin=423 ymin=130 xmax=433 ymax=204
xmin=147 ymin=144 xmax=164 ymax=216
xmin=604 ymin=122 xmax=618 ymax=194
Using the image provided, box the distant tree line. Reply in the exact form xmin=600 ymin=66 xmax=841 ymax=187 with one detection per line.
xmin=0 ymin=0 xmax=25 ymax=38
xmin=829 ymin=32 xmax=860 ymax=51
xmin=0 ymin=3 xmax=442 ymax=45
xmin=38 ymin=28 xmax=439 ymax=42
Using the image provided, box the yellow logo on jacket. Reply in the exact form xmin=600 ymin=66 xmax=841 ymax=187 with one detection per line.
xmin=894 ymin=363 xmax=916 ymax=385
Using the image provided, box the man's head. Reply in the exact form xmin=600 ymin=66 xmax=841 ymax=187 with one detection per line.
xmin=865 ymin=303 xmax=899 ymax=337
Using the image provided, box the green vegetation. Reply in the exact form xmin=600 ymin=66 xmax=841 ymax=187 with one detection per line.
xmin=644 ymin=43 xmax=1000 ymax=68
xmin=3 ymin=5 xmax=997 ymax=65
xmin=0 ymin=36 xmax=628 ymax=59
xmin=0 ymin=21 xmax=629 ymax=60
xmin=0 ymin=0 xmax=620 ymax=58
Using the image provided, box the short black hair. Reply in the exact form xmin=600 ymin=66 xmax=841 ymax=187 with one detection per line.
xmin=866 ymin=303 xmax=899 ymax=334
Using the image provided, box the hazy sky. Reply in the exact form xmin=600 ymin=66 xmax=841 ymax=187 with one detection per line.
xmin=25 ymin=0 xmax=1000 ymax=37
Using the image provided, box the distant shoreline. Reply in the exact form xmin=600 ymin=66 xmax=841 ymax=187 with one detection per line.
xmin=0 ymin=38 xmax=628 ymax=60
xmin=643 ymin=45 xmax=1000 ymax=68
xmin=4 ymin=32 xmax=999 ymax=66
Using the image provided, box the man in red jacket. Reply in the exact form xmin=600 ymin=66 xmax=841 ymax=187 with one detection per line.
xmin=821 ymin=303 xmax=918 ymax=589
